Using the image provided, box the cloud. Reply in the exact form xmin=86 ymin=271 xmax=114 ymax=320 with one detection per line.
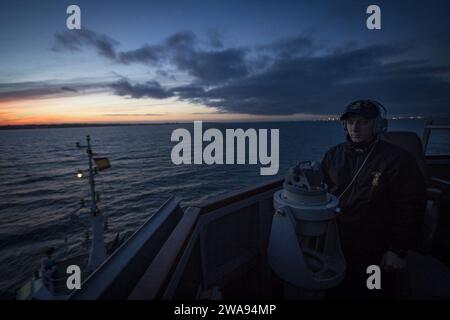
xmin=156 ymin=70 xmax=176 ymax=81
xmin=195 ymin=44 xmax=450 ymax=116
xmin=191 ymin=111 xmax=228 ymax=115
xmin=105 ymin=39 xmax=450 ymax=117
xmin=0 ymin=86 xmax=59 ymax=100
xmin=118 ymin=31 xmax=248 ymax=84
xmin=109 ymin=79 xmax=174 ymax=99
xmin=0 ymin=81 xmax=106 ymax=101
xmin=47 ymin=30 xmax=450 ymax=117
xmin=53 ymin=30 xmax=249 ymax=84
xmin=173 ymin=48 xmax=249 ymax=84
xmin=165 ymin=31 xmax=197 ymax=49
xmin=118 ymin=44 xmax=164 ymax=65
xmin=170 ymin=85 xmax=205 ymax=98
xmin=61 ymin=86 xmax=78 ymax=93
xmin=53 ymin=29 xmax=118 ymax=59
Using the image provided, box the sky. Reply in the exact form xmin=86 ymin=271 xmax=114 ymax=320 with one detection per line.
xmin=0 ymin=0 xmax=449 ymax=125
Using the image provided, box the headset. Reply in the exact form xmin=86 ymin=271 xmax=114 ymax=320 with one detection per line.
xmin=342 ymin=99 xmax=388 ymax=135
xmin=369 ymin=99 xmax=388 ymax=135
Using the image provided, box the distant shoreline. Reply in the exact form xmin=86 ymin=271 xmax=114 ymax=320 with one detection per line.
xmin=0 ymin=120 xmax=332 ymax=131
xmin=0 ymin=123 xmax=184 ymax=131
xmin=0 ymin=117 xmax=436 ymax=131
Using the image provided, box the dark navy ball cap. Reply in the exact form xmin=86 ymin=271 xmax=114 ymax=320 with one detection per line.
xmin=340 ymin=100 xmax=380 ymax=120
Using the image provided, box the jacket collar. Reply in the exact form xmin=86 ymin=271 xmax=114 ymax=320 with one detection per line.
xmin=345 ymin=134 xmax=378 ymax=154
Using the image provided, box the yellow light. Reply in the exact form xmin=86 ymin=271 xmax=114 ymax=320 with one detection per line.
xmin=77 ymin=170 xmax=83 ymax=179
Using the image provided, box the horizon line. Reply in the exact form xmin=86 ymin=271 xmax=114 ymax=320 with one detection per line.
xmin=0 ymin=116 xmax=441 ymax=131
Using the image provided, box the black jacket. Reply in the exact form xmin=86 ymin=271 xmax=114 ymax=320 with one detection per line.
xmin=321 ymin=136 xmax=426 ymax=260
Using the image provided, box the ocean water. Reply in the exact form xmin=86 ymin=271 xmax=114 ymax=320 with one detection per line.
xmin=0 ymin=120 xmax=448 ymax=294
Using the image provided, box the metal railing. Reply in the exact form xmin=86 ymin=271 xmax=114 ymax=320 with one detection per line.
xmin=42 ymin=272 xmax=70 ymax=294
xmin=42 ymin=270 xmax=89 ymax=295
xmin=422 ymin=120 xmax=450 ymax=153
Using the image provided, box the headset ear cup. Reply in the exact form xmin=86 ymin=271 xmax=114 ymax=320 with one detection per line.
xmin=373 ymin=116 xmax=388 ymax=134
xmin=381 ymin=118 xmax=388 ymax=132
xmin=370 ymin=100 xmax=388 ymax=134
xmin=373 ymin=117 xmax=380 ymax=134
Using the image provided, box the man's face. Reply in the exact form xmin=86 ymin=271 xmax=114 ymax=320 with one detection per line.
xmin=345 ymin=115 xmax=375 ymax=143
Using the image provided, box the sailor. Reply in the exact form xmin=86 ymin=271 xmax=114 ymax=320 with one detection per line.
xmin=40 ymin=247 xmax=58 ymax=290
xmin=321 ymin=99 xmax=426 ymax=298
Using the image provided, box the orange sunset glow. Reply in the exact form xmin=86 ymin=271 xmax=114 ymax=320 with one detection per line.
xmin=0 ymin=93 xmax=225 ymax=125
xmin=0 ymin=93 xmax=324 ymax=126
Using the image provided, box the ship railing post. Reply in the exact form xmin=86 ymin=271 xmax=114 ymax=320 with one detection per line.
xmin=422 ymin=120 xmax=433 ymax=154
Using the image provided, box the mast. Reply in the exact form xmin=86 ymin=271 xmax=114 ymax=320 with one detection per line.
xmin=87 ymin=136 xmax=98 ymax=215
xmin=83 ymin=135 xmax=107 ymax=272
